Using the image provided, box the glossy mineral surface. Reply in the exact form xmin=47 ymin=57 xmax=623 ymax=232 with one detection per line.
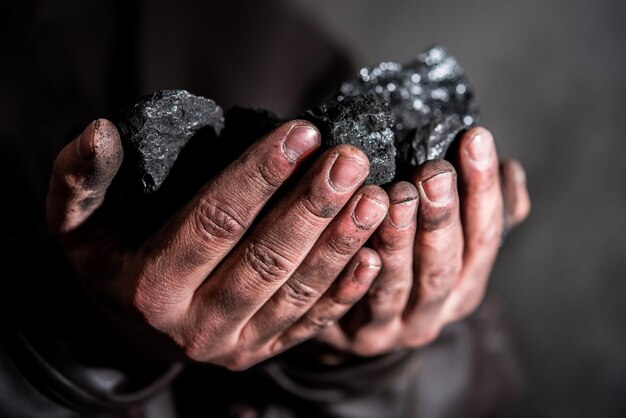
xmin=114 ymin=46 xmax=478 ymax=193
xmin=306 ymin=93 xmax=396 ymax=185
xmin=338 ymin=45 xmax=478 ymax=172
xmin=114 ymin=90 xmax=224 ymax=195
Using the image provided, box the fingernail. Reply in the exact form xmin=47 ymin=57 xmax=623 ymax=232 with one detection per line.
xmin=78 ymin=120 xmax=97 ymax=160
xmin=329 ymin=155 xmax=367 ymax=191
xmin=465 ymin=131 xmax=494 ymax=166
xmin=353 ymin=195 xmax=387 ymax=229
xmin=353 ymin=262 xmax=381 ymax=284
xmin=389 ymin=199 xmax=417 ymax=229
xmin=283 ymin=125 xmax=320 ymax=161
xmin=421 ymin=172 xmax=453 ymax=203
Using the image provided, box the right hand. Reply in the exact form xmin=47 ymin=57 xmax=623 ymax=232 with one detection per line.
xmin=46 ymin=118 xmax=389 ymax=370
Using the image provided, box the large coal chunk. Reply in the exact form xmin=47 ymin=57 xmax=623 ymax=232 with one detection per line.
xmin=113 ymin=89 xmax=224 ymax=196
xmin=338 ymin=45 xmax=478 ymax=172
xmin=305 ymin=93 xmax=396 ymax=185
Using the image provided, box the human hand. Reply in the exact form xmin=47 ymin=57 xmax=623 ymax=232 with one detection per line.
xmin=314 ymin=127 xmax=530 ymax=356
xmin=46 ymin=118 xmax=390 ymax=370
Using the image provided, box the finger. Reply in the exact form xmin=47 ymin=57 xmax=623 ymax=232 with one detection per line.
xmin=501 ymin=159 xmax=531 ymax=229
xmin=367 ymin=181 xmax=418 ymax=324
xmin=194 ymin=145 xmax=370 ymax=332
xmin=443 ymin=127 xmax=502 ymax=321
xmin=135 ymin=121 xmax=320 ymax=311
xmin=245 ymin=185 xmax=388 ymax=342
xmin=405 ymin=160 xmax=463 ymax=331
xmin=47 ymin=119 xmax=123 ymax=237
xmin=269 ymin=247 xmax=381 ymax=355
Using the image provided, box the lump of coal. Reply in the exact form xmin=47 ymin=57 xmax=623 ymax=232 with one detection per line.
xmin=338 ymin=45 xmax=478 ymax=173
xmin=111 ymin=46 xmax=478 ymax=197
xmin=113 ymin=89 xmax=224 ymax=196
xmin=305 ymin=93 xmax=396 ymax=185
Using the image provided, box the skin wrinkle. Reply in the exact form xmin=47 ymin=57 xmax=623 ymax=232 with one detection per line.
xmin=297 ymin=190 xmax=342 ymax=220
xmin=244 ymin=240 xmax=293 ymax=285
xmin=419 ymin=208 xmax=455 ymax=232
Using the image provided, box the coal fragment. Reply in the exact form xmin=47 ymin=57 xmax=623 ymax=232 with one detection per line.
xmin=305 ymin=93 xmax=396 ymax=185
xmin=338 ymin=45 xmax=478 ymax=172
xmin=111 ymin=46 xmax=478 ymax=197
xmin=113 ymin=89 xmax=224 ymax=196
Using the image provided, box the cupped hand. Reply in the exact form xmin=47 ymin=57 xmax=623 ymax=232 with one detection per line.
xmin=315 ymin=127 xmax=531 ymax=356
xmin=47 ymin=118 xmax=390 ymax=370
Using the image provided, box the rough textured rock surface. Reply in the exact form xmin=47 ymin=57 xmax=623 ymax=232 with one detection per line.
xmin=305 ymin=93 xmax=396 ymax=185
xmin=338 ymin=45 xmax=478 ymax=172
xmin=113 ymin=89 xmax=224 ymax=196
xmin=112 ymin=46 xmax=478 ymax=193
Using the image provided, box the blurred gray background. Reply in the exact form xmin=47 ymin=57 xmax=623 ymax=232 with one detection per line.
xmin=289 ymin=0 xmax=626 ymax=417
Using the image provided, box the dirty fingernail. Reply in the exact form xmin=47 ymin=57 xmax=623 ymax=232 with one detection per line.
xmin=353 ymin=195 xmax=387 ymax=229
xmin=329 ymin=155 xmax=367 ymax=191
xmin=389 ymin=199 xmax=417 ymax=229
xmin=283 ymin=125 xmax=320 ymax=161
xmin=421 ymin=171 xmax=453 ymax=204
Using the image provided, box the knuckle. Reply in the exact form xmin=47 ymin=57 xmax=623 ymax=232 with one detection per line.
xmin=193 ymin=198 xmax=246 ymax=244
xmin=330 ymin=287 xmax=360 ymax=307
xmin=326 ymin=233 xmax=361 ymax=259
xmin=373 ymin=232 xmax=410 ymax=253
xmin=368 ymin=282 xmax=411 ymax=307
xmin=244 ymin=241 xmax=292 ymax=284
xmin=420 ymin=207 xmax=454 ymax=231
xmin=469 ymin=163 xmax=499 ymax=193
xmin=302 ymin=314 xmax=336 ymax=334
xmin=299 ymin=192 xmax=341 ymax=220
xmin=250 ymin=157 xmax=287 ymax=190
xmin=284 ymin=280 xmax=319 ymax=308
xmin=422 ymin=264 xmax=460 ymax=294
xmin=474 ymin=219 xmax=503 ymax=249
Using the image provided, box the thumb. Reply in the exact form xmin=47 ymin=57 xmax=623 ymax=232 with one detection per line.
xmin=47 ymin=119 xmax=123 ymax=236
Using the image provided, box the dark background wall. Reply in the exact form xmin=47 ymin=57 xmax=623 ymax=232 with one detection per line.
xmin=289 ymin=0 xmax=626 ymax=417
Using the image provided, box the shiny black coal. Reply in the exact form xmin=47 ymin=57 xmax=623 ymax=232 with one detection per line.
xmin=113 ymin=90 xmax=224 ymax=195
xmin=113 ymin=46 xmax=478 ymax=195
xmin=306 ymin=93 xmax=396 ymax=185
xmin=338 ymin=45 xmax=478 ymax=171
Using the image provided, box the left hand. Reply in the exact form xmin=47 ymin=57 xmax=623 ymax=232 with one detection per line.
xmin=315 ymin=127 xmax=530 ymax=356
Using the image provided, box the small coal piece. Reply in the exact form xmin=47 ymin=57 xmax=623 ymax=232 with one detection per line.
xmin=113 ymin=89 xmax=224 ymax=196
xmin=337 ymin=45 xmax=479 ymax=173
xmin=305 ymin=93 xmax=396 ymax=185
